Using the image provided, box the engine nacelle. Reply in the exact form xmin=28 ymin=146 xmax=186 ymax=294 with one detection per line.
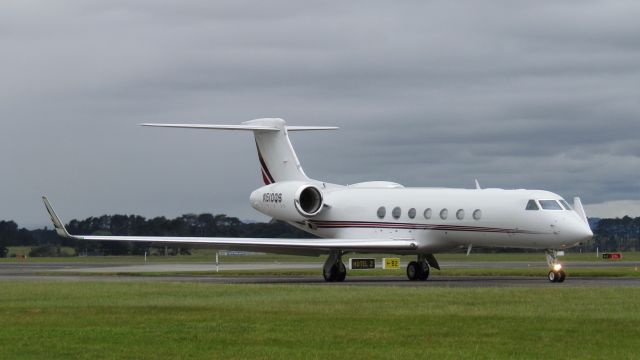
xmin=250 ymin=181 xmax=325 ymax=221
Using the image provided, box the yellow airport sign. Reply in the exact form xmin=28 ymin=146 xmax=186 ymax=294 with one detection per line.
xmin=383 ymin=258 xmax=400 ymax=269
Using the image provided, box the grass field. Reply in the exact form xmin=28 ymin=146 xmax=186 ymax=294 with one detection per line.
xmin=1 ymin=281 xmax=639 ymax=359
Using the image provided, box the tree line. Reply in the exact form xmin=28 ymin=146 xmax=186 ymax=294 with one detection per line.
xmin=0 ymin=214 xmax=312 ymax=257
xmin=1 ymin=215 xmax=640 ymax=257
xmin=592 ymin=216 xmax=640 ymax=252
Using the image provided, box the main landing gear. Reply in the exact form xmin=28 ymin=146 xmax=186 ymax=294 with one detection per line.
xmin=406 ymin=254 xmax=440 ymax=281
xmin=546 ymin=249 xmax=566 ymax=283
xmin=323 ymin=251 xmax=347 ymax=282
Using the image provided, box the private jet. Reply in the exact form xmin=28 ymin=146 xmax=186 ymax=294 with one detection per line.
xmin=43 ymin=118 xmax=593 ymax=282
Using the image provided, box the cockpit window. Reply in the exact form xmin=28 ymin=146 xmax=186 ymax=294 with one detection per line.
xmin=559 ymin=200 xmax=572 ymax=210
xmin=525 ymin=200 xmax=539 ymax=210
xmin=539 ymin=200 xmax=563 ymax=210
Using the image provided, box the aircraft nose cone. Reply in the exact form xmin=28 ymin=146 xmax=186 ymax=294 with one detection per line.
xmin=572 ymin=219 xmax=593 ymax=242
xmin=582 ymin=224 xmax=594 ymax=240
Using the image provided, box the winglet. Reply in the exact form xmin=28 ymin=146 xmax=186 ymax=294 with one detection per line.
xmin=42 ymin=196 xmax=72 ymax=238
xmin=573 ymin=196 xmax=589 ymax=225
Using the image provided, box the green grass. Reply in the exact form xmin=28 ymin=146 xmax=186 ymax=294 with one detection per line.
xmin=0 ymin=281 xmax=639 ymax=359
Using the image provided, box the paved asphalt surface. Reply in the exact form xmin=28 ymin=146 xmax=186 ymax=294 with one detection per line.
xmin=1 ymin=261 xmax=639 ymax=287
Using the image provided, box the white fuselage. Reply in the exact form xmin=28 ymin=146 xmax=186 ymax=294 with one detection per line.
xmin=252 ymin=184 xmax=593 ymax=254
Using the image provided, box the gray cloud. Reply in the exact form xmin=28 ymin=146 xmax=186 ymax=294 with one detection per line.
xmin=1 ymin=1 xmax=640 ymax=227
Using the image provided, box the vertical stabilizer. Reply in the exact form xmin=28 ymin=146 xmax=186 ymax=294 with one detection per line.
xmin=244 ymin=118 xmax=309 ymax=184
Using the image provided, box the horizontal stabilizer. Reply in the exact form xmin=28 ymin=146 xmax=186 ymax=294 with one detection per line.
xmin=140 ymin=124 xmax=338 ymax=132
xmin=141 ymin=124 xmax=279 ymax=131
xmin=286 ymin=126 xmax=338 ymax=131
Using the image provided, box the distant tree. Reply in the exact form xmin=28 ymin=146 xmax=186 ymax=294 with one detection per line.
xmin=0 ymin=220 xmax=36 ymax=256
xmin=594 ymin=216 xmax=640 ymax=251
xmin=29 ymin=245 xmax=60 ymax=257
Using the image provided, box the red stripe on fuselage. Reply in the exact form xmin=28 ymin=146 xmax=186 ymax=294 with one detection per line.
xmin=261 ymin=169 xmax=271 ymax=185
xmin=308 ymin=220 xmax=541 ymax=234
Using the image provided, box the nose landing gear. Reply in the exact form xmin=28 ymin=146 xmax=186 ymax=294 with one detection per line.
xmin=546 ymin=250 xmax=566 ymax=283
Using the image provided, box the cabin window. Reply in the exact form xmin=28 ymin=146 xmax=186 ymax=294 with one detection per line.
xmin=408 ymin=208 xmax=416 ymax=219
xmin=377 ymin=206 xmax=386 ymax=219
xmin=539 ymin=200 xmax=563 ymax=210
xmin=525 ymin=200 xmax=539 ymax=210
xmin=392 ymin=207 xmax=401 ymax=219
xmin=440 ymin=208 xmax=448 ymax=220
xmin=456 ymin=209 xmax=465 ymax=220
xmin=559 ymin=200 xmax=572 ymax=210
xmin=473 ymin=209 xmax=482 ymax=220
xmin=424 ymin=208 xmax=432 ymax=219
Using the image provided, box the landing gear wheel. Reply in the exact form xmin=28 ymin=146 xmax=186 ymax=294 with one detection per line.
xmin=407 ymin=261 xmax=418 ymax=281
xmin=336 ymin=262 xmax=347 ymax=282
xmin=323 ymin=265 xmax=337 ymax=282
xmin=417 ymin=262 xmax=429 ymax=281
xmin=548 ymin=270 xmax=566 ymax=283
xmin=323 ymin=262 xmax=347 ymax=282
xmin=558 ymin=270 xmax=566 ymax=283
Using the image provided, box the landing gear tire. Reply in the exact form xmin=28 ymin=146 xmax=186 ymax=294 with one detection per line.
xmin=407 ymin=261 xmax=418 ymax=281
xmin=548 ymin=270 xmax=566 ymax=283
xmin=558 ymin=270 xmax=566 ymax=283
xmin=323 ymin=262 xmax=347 ymax=282
xmin=417 ymin=261 xmax=429 ymax=281
xmin=336 ymin=262 xmax=347 ymax=282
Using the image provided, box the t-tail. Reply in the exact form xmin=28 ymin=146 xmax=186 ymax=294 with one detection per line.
xmin=141 ymin=118 xmax=337 ymax=184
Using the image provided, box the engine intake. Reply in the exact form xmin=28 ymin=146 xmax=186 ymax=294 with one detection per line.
xmin=295 ymin=185 xmax=323 ymax=217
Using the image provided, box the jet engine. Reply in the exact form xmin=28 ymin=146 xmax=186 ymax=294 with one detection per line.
xmin=250 ymin=181 xmax=325 ymax=221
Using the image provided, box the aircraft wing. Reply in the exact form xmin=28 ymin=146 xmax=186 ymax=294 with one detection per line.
xmin=43 ymin=197 xmax=417 ymax=255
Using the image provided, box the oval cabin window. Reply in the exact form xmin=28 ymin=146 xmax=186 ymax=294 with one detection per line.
xmin=456 ymin=209 xmax=465 ymax=220
xmin=440 ymin=208 xmax=448 ymax=220
xmin=392 ymin=207 xmax=401 ymax=219
xmin=377 ymin=206 xmax=386 ymax=219
xmin=408 ymin=208 xmax=416 ymax=219
xmin=473 ymin=209 xmax=482 ymax=220
xmin=424 ymin=208 xmax=432 ymax=219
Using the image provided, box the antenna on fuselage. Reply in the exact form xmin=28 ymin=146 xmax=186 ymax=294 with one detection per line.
xmin=475 ymin=179 xmax=482 ymax=190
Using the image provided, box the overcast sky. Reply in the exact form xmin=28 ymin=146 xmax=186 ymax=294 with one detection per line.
xmin=2 ymin=1 xmax=640 ymax=228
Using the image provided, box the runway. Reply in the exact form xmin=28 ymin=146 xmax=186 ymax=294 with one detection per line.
xmin=1 ymin=261 xmax=639 ymax=287
xmin=2 ymin=260 xmax=636 ymax=274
